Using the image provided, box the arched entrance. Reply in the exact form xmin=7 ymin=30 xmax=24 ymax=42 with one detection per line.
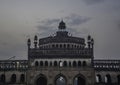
xmin=105 ymin=74 xmax=111 ymax=85
xmin=74 ymin=74 xmax=86 ymax=85
xmin=0 ymin=74 xmax=6 ymax=83
xmin=11 ymin=74 xmax=16 ymax=83
xmin=55 ymin=74 xmax=67 ymax=85
xmin=36 ymin=74 xmax=47 ymax=85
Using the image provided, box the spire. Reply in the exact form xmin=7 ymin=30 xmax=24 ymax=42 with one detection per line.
xmin=34 ymin=35 xmax=38 ymax=48
xmin=58 ymin=20 xmax=66 ymax=30
xmin=87 ymin=35 xmax=91 ymax=49
xmin=27 ymin=38 xmax=31 ymax=49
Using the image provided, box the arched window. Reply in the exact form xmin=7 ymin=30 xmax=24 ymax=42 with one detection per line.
xmin=67 ymin=44 xmax=70 ymax=48
xmin=40 ymin=61 xmax=43 ymax=67
xmin=69 ymin=61 xmax=71 ymax=67
xmin=83 ymin=61 xmax=87 ymax=66
xmin=78 ymin=61 xmax=81 ymax=67
xmin=72 ymin=45 xmax=73 ymax=48
xmin=54 ymin=61 xmax=57 ymax=67
xmin=105 ymin=74 xmax=111 ymax=84
xmin=59 ymin=61 xmax=63 ymax=67
xmin=73 ymin=61 xmax=77 ymax=67
xmin=60 ymin=44 xmax=62 ymax=48
xmin=75 ymin=45 xmax=76 ymax=48
xmin=45 ymin=61 xmax=48 ymax=66
xmin=96 ymin=74 xmax=102 ymax=83
xmin=11 ymin=74 xmax=16 ymax=83
xmin=50 ymin=61 xmax=52 ymax=66
xmin=64 ymin=44 xmax=66 ymax=48
xmin=52 ymin=44 xmax=55 ymax=48
xmin=63 ymin=61 xmax=67 ymax=67
xmin=56 ymin=44 xmax=58 ymax=48
xmin=117 ymin=75 xmax=120 ymax=84
xmin=35 ymin=61 xmax=39 ymax=66
xmin=0 ymin=74 xmax=6 ymax=83
xmin=20 ymin=74 xmax=25 ymax=83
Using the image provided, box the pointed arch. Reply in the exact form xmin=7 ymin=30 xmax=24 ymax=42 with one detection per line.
xmin=55 ymin=74 xmax=67 ymax=85
xmin=73 ymin=74 xmax=86 ymax=85
xmin=36 ymin=74 xmax=47 ymax=85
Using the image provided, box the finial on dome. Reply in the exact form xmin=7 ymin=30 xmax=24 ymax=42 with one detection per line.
xmin=58 ymin=20 xmax=66 ymax=30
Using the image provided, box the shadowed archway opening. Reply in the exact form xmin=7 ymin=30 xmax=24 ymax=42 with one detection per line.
xmin=0 ymin=74 xmax=6 ymax=83
xmin=55 ymin=74 xmax=67 ymax=85
xmin=74 ymin=75 xmax=86 ymax=85
xmin=96 ymin=74 xmax=102 ymax=83
xmin=105 ymin=74 xmax=112 ymax=85
xmin=11 ymin=74 xmax=16 ymax=83
xmin=117 ymin=75 xmax=120 ymax=85
xmin=63 ymin=61 xmax=67 ymax=67
xmin=36 ymin=74 xmax=47 ymax=85
xmin=20 ymin=74 xmax=25 ymax=83
xmin=35 ymin=61 xmax=39 ymax=67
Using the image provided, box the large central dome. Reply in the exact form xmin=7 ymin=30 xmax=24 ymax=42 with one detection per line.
xmin=39 ymin=20 xmax=85 ymax=45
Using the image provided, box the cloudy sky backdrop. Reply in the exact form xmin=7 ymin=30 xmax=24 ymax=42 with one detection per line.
xmin=0 ymin=0 xmax=120 ymax=60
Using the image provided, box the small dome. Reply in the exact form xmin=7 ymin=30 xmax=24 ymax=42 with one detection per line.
xmin=58 ymin=20 xmax=66 ymax=30
xmin=27 ymin=38 xmax=31 ymax=46
xmin=91 ymin=38 xmax=94 ymax=44
xmin=34 ymin=35 xmax=38 ymax=40
xmin=28 ymin=38 xmax=31 ymax=42
xmin=88 ymin=35 xmax=91 ymax=40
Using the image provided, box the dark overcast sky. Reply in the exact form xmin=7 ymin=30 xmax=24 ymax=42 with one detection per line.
xmin=0 ymin=0 xmax=120 ymax=60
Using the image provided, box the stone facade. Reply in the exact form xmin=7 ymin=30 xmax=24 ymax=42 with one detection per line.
xmin=0 ymin=21 xmax=120 ymax=85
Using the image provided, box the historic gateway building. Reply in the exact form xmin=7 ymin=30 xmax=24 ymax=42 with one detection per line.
xmin=0 ymin=21 xmax=120 ymax=85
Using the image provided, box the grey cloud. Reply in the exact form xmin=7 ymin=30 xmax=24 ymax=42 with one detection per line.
xmin=37 ymin=14 xmax=91 ymax=31
xmin=39 ymin=19 xmax=60 ymax=26
xmin=37 ymin=18 xmax=60 ymax=32
xmin=117 ymin=21 xmax=120 ymax=30
xmin=0 ymin=41 xmax=7 ymax=46
xmin=0 ymin=42 xmax=26 ymax=60
xmin=82 ymin=0 xmax=104 ymax=5
xmin=36 ymin=14 xmax=91 ymax=38
xmin=37 ymin=25 xmax=52 ymax=30
xmin=65 ymin=14 xmax=91 ymax=26
xmin=118 ymin=24 xmax=120 ymax=29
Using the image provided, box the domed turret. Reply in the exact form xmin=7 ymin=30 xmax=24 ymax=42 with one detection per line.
xmin=58 ymin=20 xmax=66 ymax=30
xmin=27 ymin=38 xmax=31 ymax=48
xmin=91 ymin=38 xmax=94 ymax=46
